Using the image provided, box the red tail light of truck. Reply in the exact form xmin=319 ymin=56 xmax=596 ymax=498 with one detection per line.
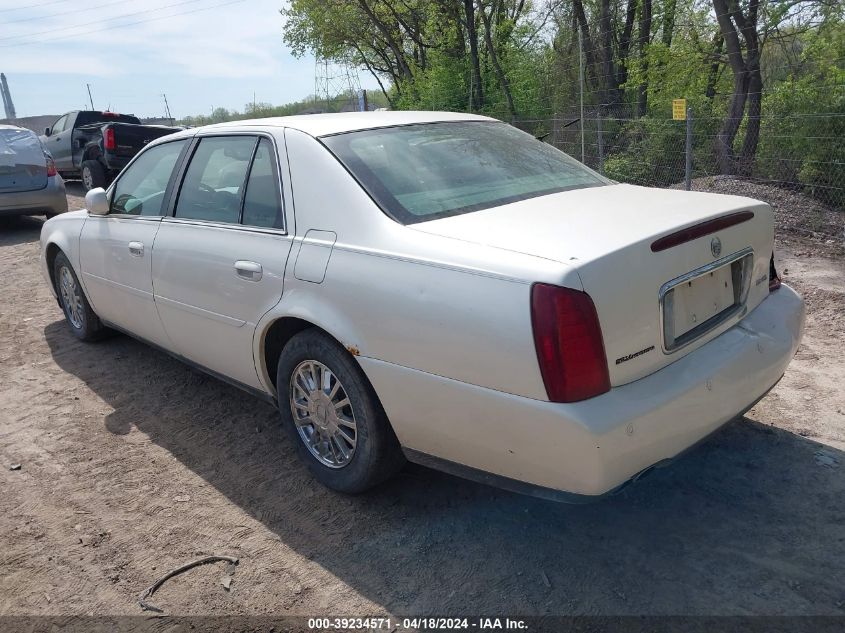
xmin=104 ymin=128 xmax=116 ymax=151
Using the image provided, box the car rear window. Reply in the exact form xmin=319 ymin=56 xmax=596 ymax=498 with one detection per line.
xmin=0 ymin=127 xmax=43 ymax=165
xmin=321 ymin=121 xmax=608 ymax=224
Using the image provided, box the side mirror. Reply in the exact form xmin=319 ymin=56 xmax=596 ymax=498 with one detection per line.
xmin=44 ymin=127 xmax=51 ymax=136
xmin=85 ymin=188 xmax=110 ymax=215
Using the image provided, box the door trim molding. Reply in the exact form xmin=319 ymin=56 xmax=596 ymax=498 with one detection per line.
xmin=154 ymin=294 xmax=247 ymax=328
xmin=82 ymin=271 xmax=152 ymax=300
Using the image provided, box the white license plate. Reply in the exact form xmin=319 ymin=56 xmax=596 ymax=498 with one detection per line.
xmin=661 ymin=251 xmax=753 ymax=352
xmin=670 ymin=265 xmax=736 ymax=338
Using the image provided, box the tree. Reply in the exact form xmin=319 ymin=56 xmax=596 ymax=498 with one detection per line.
xmin=282 ymin=0 xmax=423 ymax=105
xmin=637 ymin=0 xmax=654 ymax=115
xmin=464 ymin=0 xmax=485 ymax=109
xmin=711 ymin=0 xmax=763 ymax=173
xmin=710 ymin=0 xmax=833 ymax=174
xmin=478 ymin=0 xmax=517 ymax=118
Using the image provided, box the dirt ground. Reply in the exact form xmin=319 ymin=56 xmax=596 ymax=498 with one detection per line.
xmin=1 ymin=181 xmax=844 ymax=618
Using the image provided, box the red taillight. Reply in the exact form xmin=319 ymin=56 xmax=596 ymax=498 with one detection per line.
xmin=104 ymin=128 xmax=116 ymax=150
xmin=530 ymin=283 xmax=611 ymax=403
xmin=46 ymin=155 xmax=57 ymax=177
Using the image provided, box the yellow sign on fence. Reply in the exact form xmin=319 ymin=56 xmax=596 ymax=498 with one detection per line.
xmin=672 ymin=99 xmax=687 ymax=120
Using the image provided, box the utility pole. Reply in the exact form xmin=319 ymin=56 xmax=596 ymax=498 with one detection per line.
xmin=578 ymin=30 xmax=585 ymax=163
xmin=86 ymin=83 xmax=95 ymax=110
xmin=162 ymin=93 xmax=173 ymax=124
xmin=685 ymin=105 xmax=693 ymax=191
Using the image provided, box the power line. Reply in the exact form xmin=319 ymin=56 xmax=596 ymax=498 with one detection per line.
xmin=0 ymin=0 xmax=207 ymax=42
xmin=0 ymin=0 xmax=70 ymax=13
xmin=2 ymin=0 xmax=133 ymax=25
xmin=0 ymin=0 xmax=246 ymax=47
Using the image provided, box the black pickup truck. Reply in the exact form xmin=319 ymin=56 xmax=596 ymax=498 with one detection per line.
xmin=40 ymin=110 xmax=180 ymax=191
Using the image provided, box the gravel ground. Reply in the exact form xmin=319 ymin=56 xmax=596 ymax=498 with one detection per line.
xmin=1 ymin=181 xmax=844 ymax=618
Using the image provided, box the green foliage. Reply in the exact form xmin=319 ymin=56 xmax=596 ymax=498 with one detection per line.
xmin=603 ymin=116 xmax=689 ymax=186
xmin=274 ymin=0 xmax=845 ymax=208
xmin=393 ymin=51 xmax=469 ymax=112
xmin=178 ymin=91 xmax=390 ymax=127
xmin=756 ymin=21 xmax=845 ymax=206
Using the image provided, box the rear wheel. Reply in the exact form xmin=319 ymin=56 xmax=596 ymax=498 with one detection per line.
xmin=81 ymin=160 xmax=106 ymax=191
xmin=53 ymin=251 xmax=106 ymax=341
xmin=276 ymin=329 xmax=404 ymax=493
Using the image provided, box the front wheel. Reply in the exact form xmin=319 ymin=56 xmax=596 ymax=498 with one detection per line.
xmin=53 ymin=251 xmax=106 ymax=341
xmin=276 ymin=329 xmax=404 ymax=493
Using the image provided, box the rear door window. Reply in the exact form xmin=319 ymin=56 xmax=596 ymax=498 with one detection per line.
xmin=175 ymin=136 xmax=256 ymax=224
xmin=241 ymin=138 xmax=283 ymax=228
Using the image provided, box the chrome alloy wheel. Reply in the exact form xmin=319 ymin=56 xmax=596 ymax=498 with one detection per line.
xmin=290 ymin=360 xmax=358 ymax=468
xmin=81 ymin=166 xmax=94 ymax=190
xmin=59 ymin=265 xmax=84 ymax=329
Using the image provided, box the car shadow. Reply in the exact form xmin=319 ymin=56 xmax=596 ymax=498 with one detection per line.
xmin=43 ymin=320 xmax=845 ymax=615
xmin=0 ymin=214 xmax=44 ymax=247
xmin=64 ymin=181 xmax=86 ymax=196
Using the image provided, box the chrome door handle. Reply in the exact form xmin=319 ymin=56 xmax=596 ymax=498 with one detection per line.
xmin=128 ymin=241 xmax=144 ymax=257
xmin=234 ymin=260 xmax=262 ymax=281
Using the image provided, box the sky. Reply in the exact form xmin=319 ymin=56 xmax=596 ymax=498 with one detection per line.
xmin=0 ymin=0 xmax=381 ymax=120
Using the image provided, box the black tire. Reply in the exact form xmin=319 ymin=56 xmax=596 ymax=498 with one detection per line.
xmin=81 ymin=159 xmax=106 ymax=191
xmin=53 ymin=251 xmax=106 ymax=342
xmin=276 ymin=329 xmax=404 ymax=493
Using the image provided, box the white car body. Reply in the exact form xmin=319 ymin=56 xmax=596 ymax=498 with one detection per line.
xmin=40 ymin=111 xmax=805 ymax=500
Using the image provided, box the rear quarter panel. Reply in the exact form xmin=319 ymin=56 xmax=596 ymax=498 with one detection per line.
xmin=256 ymin=128 xmax=582 ymax=402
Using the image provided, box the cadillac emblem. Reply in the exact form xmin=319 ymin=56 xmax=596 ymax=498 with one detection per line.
xmin=710 ymin=237 xmax=722 ymax=258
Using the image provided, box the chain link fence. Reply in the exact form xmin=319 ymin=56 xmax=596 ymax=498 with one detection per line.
xmin=513 ymin=104 xmax=845 ymax=212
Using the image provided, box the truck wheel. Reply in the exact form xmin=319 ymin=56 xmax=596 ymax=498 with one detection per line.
xmin=276 ymin=329 xmax=405 ymax=494
xmin=81 ymin=160 xmax=106 ymax=191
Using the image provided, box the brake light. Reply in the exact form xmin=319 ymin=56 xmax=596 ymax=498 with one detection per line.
xmin=102 ymin=111 xmax=120 ymax=117
xmin=769 ymin=253 xmax=781 ymax=291
xmin=46 ymin=155 xmax=57 ymax=177
xmin=530 ymin=283 xmax=610 ymax=403
xmin=104 ymin=128 xmax=115 ymax=150
xmin=651 ymin=211 xmax=755 ymax=252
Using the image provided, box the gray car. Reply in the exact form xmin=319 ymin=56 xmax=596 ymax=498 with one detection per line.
xmin=1 ymin=124 xmax=68 ymax=218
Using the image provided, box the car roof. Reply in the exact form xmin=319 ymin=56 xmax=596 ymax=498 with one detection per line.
xmin=196 ymin=110 xmax=497 ymax=138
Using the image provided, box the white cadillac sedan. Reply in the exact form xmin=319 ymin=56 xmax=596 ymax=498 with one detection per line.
xmin=40 ymin=112 xmax=805 ymax=501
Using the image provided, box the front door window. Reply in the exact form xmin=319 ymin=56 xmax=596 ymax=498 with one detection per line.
xmin=111 ymin=140 xmax=188 ymax=216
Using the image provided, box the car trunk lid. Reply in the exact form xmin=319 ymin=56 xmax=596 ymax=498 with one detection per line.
xmin=412 ymin=183 xmax=774 ymax=387
xmin=0 ymin=128 xmax=48 ymax=193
